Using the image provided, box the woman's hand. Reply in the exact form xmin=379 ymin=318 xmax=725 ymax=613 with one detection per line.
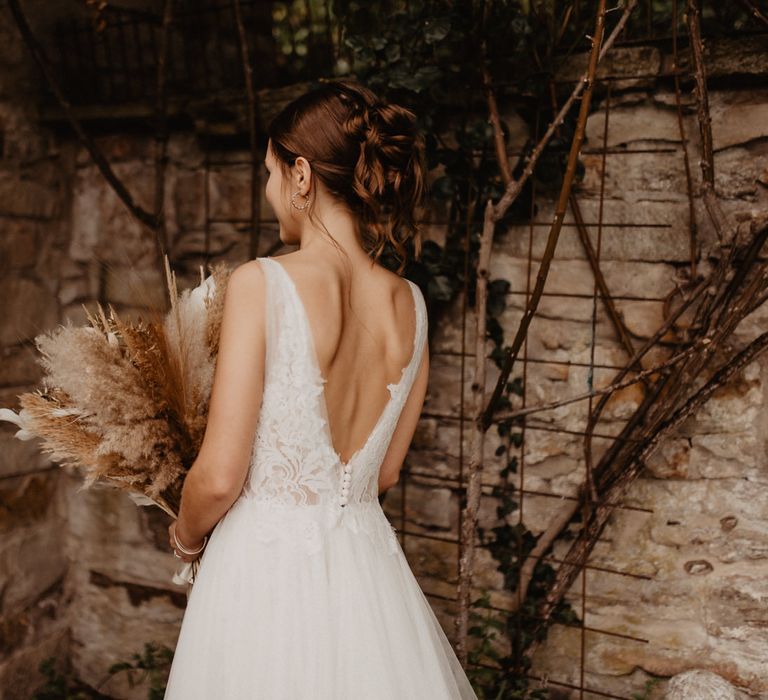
xmin=168 ymin=519 xmax=205 ymax=564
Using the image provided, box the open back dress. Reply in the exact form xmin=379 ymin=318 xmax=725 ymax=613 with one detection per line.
xmin=163 ymin=256 xmax=478 ymax=699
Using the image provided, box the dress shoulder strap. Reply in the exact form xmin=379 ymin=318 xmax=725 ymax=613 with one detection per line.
xmin=254 ymin=257 xmax=278 ymax=374
xmin=389 ymin=279 xmax=428 ymax=409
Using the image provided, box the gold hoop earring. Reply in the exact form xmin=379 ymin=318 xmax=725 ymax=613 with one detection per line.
xmin=291 ymin=191 xmax=311 ymax=210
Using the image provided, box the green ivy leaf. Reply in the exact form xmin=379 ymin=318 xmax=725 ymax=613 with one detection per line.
xmin=424 ymin=16 xmax=451 ymax=44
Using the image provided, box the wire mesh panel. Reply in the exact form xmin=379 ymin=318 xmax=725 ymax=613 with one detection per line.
xmin=382 ymin=2 xmax=768 ymax=697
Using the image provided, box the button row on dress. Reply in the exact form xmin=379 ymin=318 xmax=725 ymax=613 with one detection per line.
xmin=339 ymin=464 xmax=352 ymax=506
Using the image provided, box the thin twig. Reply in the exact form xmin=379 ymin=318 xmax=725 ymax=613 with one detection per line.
xmin=570 ymin=194 xmax=644 ymax=376
xmin=233 ymin=0 xmax=263 ymax=260
xmin=686 ymin=0 xmax=729 ymax=243
xmin=494 ymin=338 xmax=706 ymax=423
xmin=153 ymin=0 xmax=174 ymax=296
xmin=737 ymin=0 xmax=768 ymax=28
xmin=455 ymin=198 xmax=495 ymax=664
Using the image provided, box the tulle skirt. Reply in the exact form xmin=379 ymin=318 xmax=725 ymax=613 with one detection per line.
xmin=163 ymin=496 xmax=478 ymax=699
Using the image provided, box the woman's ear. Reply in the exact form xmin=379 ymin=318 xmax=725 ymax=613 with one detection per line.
xmin=294 ymin=157 xmax=312 ymax=193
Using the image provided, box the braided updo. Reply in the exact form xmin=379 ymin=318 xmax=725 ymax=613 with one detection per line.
xmin=266 ymin=78 xmax=426 ymax=274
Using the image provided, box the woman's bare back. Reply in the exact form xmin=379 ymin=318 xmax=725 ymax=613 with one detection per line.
xmin=260 ymin=251 xmax=418 ymax=466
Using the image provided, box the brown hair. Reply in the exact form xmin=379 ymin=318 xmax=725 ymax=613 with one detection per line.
xmin=266 ymin=78 xmax=426 ymax=275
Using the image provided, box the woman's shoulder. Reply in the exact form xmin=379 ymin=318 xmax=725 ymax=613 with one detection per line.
xmin=221 ymin=260 xmax=269 ymax=305
xmin=237 ymin=252 xmax=420 ymax=312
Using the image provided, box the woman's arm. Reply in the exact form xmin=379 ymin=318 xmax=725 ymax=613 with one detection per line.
xmin=172 ymin=261 xmax=268 ymax=548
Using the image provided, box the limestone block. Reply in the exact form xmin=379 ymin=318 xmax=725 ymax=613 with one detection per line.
xmin=0 ymin=625 xmax=70 ymax=700
xmin=60 ymin=473 xmax=188 ymax=695
xmin=490 ymin=253 xmax=681 ymax=300
xmin=645 ymin=437 xmax=692 ymax=479
xmin=707 ymin=90 xmax=768 ymax=152
xmin=397 ymin=456 xmax=460 ymax=491
xmin=673 ymin=35 xmax=768 ymax=79
xmin=0 ymin=277 xmax=58 ymax=346
xmin=397 ymin=477 xmax=455 ymax=531
xmin=0 ymin=427 xmax=52 ymax=479
xmin=498 ymin=307 xmax=626 ymax=363
xmin=404 ymin=531 xmax=458 ymax=584
xmin=580 ymin=150 xmax=691 ymax=202
xmin=691 ymin=432 xmax=760 ymax=480
xmin=208 ymin=163 xmax=252 ymax=222
xmin=428 ymin=295 xmax=474 ymax=356
xmin=67 ymin=567 xmax=184 ymax=700
xmin=0 ymin=472 xmax=58 ymax=535
xmin=70 ymin=163 xmax=155 ymax=263
xmin=733 ymin=296 xmax=768 ymax=347
xmin=423 ymin=349 xmax=500 ymax=418
xmin=665 ymin=670 xmax=736 ymax=699
xmin=586 ymin=103 xmax=683 ymax=150
xmin=0 ymin=218 xmax=38 ymax=269
xmin=571 ymin=473 xmax=768 ymax=693
xmin=167 ymin=132 xmax=206 ymax=169
xmin=172 ymin=169 xmax=207 ymax=230
xmin=0 ymin=105 xmax=51 ymax=163
xmin=425 ymin=423 xmax=470 ymax=478
xmin=57 ymin=277 xmax=90 ymax=306
xmin=171 ymin=222 xmax=243 ymax=259
xmin=557 ymin=45 xmax=663 ymax=90
xmin=499 ymin=199 xmax=693 ymax=262
xmin=713 ymin=144 xmax=768 ymax=200
xmin=79 ymin=135 xmax=153 ymax=164
xmin=0 ymin=343 xmax=42 ymax=387
xmin=0 ymin=516 xmax=68 ymax=614
xmin=61 ymin=475 xmax=179 ymax=589
xmin=683 ymin=360 xmax=761 ymax=435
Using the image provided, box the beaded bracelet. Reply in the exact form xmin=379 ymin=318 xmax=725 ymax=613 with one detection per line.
xmin=174 ymin=530 xmax=208 ymax=556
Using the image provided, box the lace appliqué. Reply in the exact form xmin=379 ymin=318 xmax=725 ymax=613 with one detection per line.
xmin=237 ymin=256 xmax=426 ymax=548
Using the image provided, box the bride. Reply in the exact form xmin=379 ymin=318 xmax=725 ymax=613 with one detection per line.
xmin=164 ymin=78 xmax=477 ymax=699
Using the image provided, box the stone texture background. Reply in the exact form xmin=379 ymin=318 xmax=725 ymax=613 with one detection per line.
xmin=1 ymin=6 xmax=767 ymax=699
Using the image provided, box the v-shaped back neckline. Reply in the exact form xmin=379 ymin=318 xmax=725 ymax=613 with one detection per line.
xmin=264 ymin=256 xmax=421 ymax=470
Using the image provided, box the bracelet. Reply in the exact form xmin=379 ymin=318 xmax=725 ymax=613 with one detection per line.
xmin=174 ymin=529 xmax=208 ymax=556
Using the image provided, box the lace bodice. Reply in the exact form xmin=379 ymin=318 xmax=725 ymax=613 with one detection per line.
xmin=241 ymin=256 xmax=428 ymax=509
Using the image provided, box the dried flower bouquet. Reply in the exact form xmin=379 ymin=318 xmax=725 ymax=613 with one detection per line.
xmin=0 ymin=256 xmax=233 ymax=587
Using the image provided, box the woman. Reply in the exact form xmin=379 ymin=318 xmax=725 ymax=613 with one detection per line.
xmin=164 ymin=79 xmax=477 ymax=699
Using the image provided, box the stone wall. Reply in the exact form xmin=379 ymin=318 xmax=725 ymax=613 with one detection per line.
xmin=384 ymin=43 xmax=768 ymax=699
xmin=516 ymin=86 xmax=768 ymax=697
xmin=1 ymin=12 xmax=767 ymax=699
xmin=0 ymin=6 xmax=75 ymax=696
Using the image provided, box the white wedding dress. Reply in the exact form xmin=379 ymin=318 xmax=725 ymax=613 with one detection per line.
xmin=164 ymin=256 xmax=478 ymax=699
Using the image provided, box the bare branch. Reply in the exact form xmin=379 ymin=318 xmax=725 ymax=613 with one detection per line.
xmin=480 ymin=0 xmax=610 ymax=434
xmin=737 ymin=0 xmax=768 ymax=28
xmin=233 ymin=0 xmax=264 ymax=260
xmin=686 ymin=0 xmax=729 ymax=243
xmin=7 ymin=0 xmax=159 ymax=231
xmin=491 ymin=0 xmax=639 ymax=221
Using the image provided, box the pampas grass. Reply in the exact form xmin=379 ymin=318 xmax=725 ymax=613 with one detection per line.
xmin=0 ymin=255 xmax=233 ymax=585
